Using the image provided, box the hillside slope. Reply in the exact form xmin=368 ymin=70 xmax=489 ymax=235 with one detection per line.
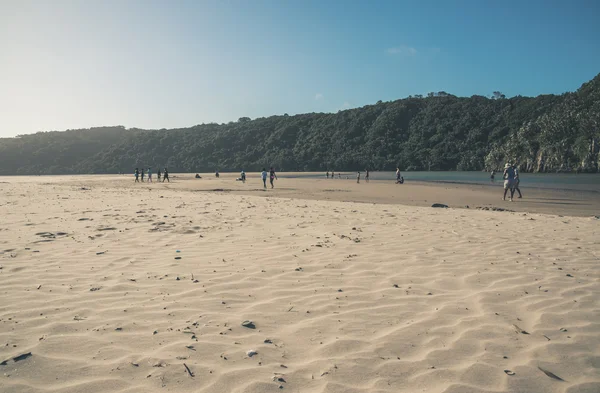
xmin=1 ymin=74 xmax=598 ymax=175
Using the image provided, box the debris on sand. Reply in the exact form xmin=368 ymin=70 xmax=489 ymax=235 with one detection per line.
xmin=477 ymin=206 xmax=514 ymax=212
xmin=538 ymin=366 xmax=565 ymax=381
xmin=1 ymin=352 xmax=32 ymax=366
xmin=512 ymin=324 xmax=530 ymax=334
xmin=242 ymin=320 xmax=256 ymax=329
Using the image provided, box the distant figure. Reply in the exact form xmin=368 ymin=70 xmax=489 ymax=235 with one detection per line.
xmin=241 ymin=170 xmax=246 ymax=183
xmin=356 ymin=171 xmax=360 ymax=183
xmin=338 ymin=173 xmax=341 ymax=179
xmin=261 ymin=168 xmax=268 ymax=188
xmin=490 ymin=170 xmax=495 ymax=182
xmin=503 ymin=163 xmax=515 ymax=201
xmin=163 ymin=168 xmax=170 ymax=182
xmin=157 ymin=169 xmax=162 ymax=182
xmin=269 ymin=167 xmax=278 ymax=188
xmin=195 ymin=173 xmax=201 ymax=179
xmin=141 ymin=168 xmax=145 ymax=182
xmin=215 ymin=170 xmax=220 ymax=178
xmin=326 ymin=171 xmax=330 ymax=179
xmin=513 ymin=165 xmax=522 ymax=198
xmin=331 ymin=171 xmax=334 ymax=179
xmin=147 ymin=167 xmax=153 ymax=183
xmin=395 ymin=167 xmax=402 ymax=184
xmin=365 ymin=169 xmax=369 ymax=183
xmin=134 ymin=168 xmax=140 ymax=182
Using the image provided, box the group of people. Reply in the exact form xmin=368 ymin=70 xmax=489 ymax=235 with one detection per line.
xmin=326 ymin=171 xmax=343 ymax=179
xmin=134 ymin=167 xmax=169 ymax=183
xmin=326 ymin=168 xmax=404 ymax=184
xmin=231 ymin=167 xmax=277 ymax=188
xmin=261 ymin=168 xmax=277 ymax=188
xmin=501 ymin=163 xmax=523 ymax=201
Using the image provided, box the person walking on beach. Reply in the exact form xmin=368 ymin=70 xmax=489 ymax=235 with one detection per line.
xmin=490 ymin=170 xmax=495 ymax=182
xmin=503 ymin=163 xmax=516 ymax=201
xmin=241 ymin=170 xmax=246 ymax=183
xmin=261 ymin=168 xmax=268 ymax=188
xmin=395 ymin=167 xmax=402 ymax=184
xmin=365 ymin=169 xmax=369 ymax=183
xmin=157 ymin=169 xmax=162 ymax=182
xmin=331 ymin=171 xmax=334 ymax=179
xmin=326 ymin=171 xmax=329 ymax=179
xmin=141 ymin=168 xmax=145 ymax=182
xmin=215 ymin=170 xmax=220 ymax=178
xmin=513 ymin=165 xmax=522 ymax=198
xmin=356 ymin=171 xmax=361 ymax=183
xmin=134 ymin=168 xmax=140 ymax=182
xmin=269 ymin=167 xmax=278 ymax=188
xmin=162 ymin=168 xmax=169 ymax=182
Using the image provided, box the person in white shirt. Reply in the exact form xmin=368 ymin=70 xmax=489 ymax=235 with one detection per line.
xmin=513 ymin=165 xmax=522 ymax=198
xmin=261 ymin=168 xmax=267 ymax=188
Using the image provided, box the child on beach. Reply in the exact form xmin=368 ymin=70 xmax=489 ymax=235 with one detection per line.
xmin=261 ymin=168 xmax=268 ymax=188
xmin=134 ymin=168 xmax=140 ymax=182
xmin=163 ymin=168 xmax=169 ymax=182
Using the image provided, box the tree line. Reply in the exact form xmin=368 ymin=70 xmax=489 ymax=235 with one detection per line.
xmin=1 ymin=73 xmax=598 ymax=175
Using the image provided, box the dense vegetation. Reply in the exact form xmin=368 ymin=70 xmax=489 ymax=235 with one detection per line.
xmin=1 ymin=74 xmax=598 ymax=175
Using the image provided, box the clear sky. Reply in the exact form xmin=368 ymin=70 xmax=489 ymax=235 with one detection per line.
xmin=1 ymin=0 xmax=599 ymax=137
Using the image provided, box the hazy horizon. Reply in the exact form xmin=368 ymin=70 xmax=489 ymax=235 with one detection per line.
xmin=1 ymin=0 xmax=599 ymax=138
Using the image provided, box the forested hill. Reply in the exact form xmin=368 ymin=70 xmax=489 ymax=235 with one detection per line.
xmin=1 ymin=73 xmax=599 ymax=175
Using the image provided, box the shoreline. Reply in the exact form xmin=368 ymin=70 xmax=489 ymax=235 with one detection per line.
xmin=2 ymin=174 xmax=599 ymax=217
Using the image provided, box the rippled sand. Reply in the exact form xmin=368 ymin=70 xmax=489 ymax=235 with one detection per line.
xmin=1 ymin=176 xmax=599 ymax=393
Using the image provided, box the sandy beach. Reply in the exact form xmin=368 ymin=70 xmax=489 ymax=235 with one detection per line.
xmin=1 ymin=175 xmax=599 ymax=393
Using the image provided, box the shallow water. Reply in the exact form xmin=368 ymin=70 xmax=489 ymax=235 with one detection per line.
xmin=282 ymin=171 xmax=600 ymax=192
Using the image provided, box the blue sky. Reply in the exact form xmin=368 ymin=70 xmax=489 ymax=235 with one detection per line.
xmin=1 ymin=0 xmax=599 ymax=137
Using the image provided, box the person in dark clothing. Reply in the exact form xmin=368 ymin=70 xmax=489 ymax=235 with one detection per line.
xmin=269 ymin=167 xmax=278 ymax=188
xmin=157 ymin=169 xmax=162 ymax=181
xmin=162 ymin=168 xmax=170 ymax=182
xmin=134 ymin=168 xmax=140 ymax=182
xmin=365 ymin=169 xmax=369 ymax=183
xmin=141 ymin=168 xmax=145 ymax=182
